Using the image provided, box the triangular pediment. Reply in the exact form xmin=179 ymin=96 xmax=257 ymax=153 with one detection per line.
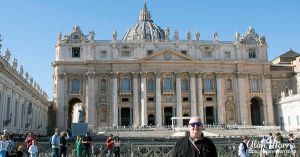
xmin=139 ymin=49 xmax=196 ymax=62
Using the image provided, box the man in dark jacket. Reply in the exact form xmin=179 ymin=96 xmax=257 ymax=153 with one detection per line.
xmin=170 ymin=116 xmax=217 ymax=157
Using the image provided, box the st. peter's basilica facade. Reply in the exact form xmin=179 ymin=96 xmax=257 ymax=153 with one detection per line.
xmin=53 ymin=2 xmax=274 ymax=130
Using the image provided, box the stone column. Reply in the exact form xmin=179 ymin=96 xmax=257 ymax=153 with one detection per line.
xmin=216 ymin=73 xmax=224 ymax=124
xmin=155 ymin=73 xmax=162 ymax=126
xmin=197 ymin=73 xmax=204 ymax=121
xmin=86 ymin=73 xmax=95 ymax=129
xmin=190 ymin=73 xmax=197 ymax=116
xmin=264 ymin=74 xmax=275 ymax=125
xmin=112 ymin=73 xmax=118 ymax=126
xmin=57 ymin=73 xmax=65 ymax=129
xmin=237 ymin=72 xmax=246 ymax=125
xmin=175 ymin=73 xmax=182 ymax=126
xmin=141 ymin=73 xmax=147 ymax=126
xmin=133 ymin=73 xmax=140 ymax=127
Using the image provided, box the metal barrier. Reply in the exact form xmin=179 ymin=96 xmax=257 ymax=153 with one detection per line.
xmin=18 ymin=141 xmax=299 ymax=157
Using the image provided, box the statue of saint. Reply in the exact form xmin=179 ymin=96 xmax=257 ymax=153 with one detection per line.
xmin=214 ymin=31 xmax=218 ymax=42
xmin=58 ymin=32 xmax=62 ymax=41
xmin=3 ymin=48 xmax=11 ymax=62
xmin=234 ymin=32 xmax=240 ymax=42
xmin=112 ymin=30 xmax=117 ymax=40
xmin=173 ymin=30 xmax=179 ymax=40
xmin=195 ymin=31 xmax=200 ymax=41
xmin=186 ymin=31 xmax=191 ymax=40
xmin=165 ymin=28 xmax=170 ymax=41
xmin=89 ymin=31 xmax=95 ymax=41
xmin=78 ymin=105 xmax=84 ymax=123
xmin=12 ymin=58 xmax=18 ymax=70
xmin=20 ymin=65 xmax=24 ymax=75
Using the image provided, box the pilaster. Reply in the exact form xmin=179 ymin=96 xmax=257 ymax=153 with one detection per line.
xmin=86 ymin=72 xmax=95 ymax=129
xmin=175 ymin=72 xmax=182 ymax=126
xmin=141 ymin=72 xmax=147 ymax=126
xmin=133 ymin=73 xmax=140 ymax=127
xmin=216 ymin=72 xmax=224 ymax=124
xmin=264 ymin=73 xmax=275 ymax=125
xmin=197 ymin=73 xmax=204 ymax=122
xmin=189 ymin=72 xmax=197 ymax=116
xmin=112 ymin=73 xmax=118 ymax=126
xmin=237 ymin=72 xmax=247 ymax=125
xmin=57 ymin=73 xmax=66 ymax=129
xmin=155 ymin=72 xmax=162 ymax=126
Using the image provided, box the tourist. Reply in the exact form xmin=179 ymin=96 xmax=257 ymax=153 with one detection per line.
xmin=82 ymin=132 xmax=92 ymax=157
xmin=28 ymin=140 xmax=38 ymax=157
xmin=24 ymin=132 xmax=34 ymax=157
xmin=106 ymin=134 xmax=114 ymax=157
xmin=75 ymin=135 xmax=83 ymax=157
xmin=114 ymin=136 xmax=120 ymax=157
xmin=0 ymin=134 xmax=9 ymax=157
xmin=170 ymin=116 xmax=217 ymax=157
xmin=7 ymin=134 xmax=17 ymax=157
xmin=50 ymin=128 xmax=61 ymax=157
xmin=260 ymin=136 xmax=267 ymax=157
xmin=238 ymin=136 xmax=249 ymax=157
xmin=60 ymin=131 xmax=68 ymax=157
xmin=16 ymin=146 xmax=24 ymax=157
xmin=288 ymin=133 xmax=296 ymax=157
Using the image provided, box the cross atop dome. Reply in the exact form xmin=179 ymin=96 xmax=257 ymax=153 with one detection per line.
xmin=139 ymin=0 xmax=152 ymax=22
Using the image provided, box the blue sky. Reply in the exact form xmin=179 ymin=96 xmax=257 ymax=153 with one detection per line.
xmin=0 ymin=0 xmax=299 ymax=100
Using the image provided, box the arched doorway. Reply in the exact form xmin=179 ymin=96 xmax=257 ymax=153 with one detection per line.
xmin=148 ymin=114 xmax=155 ymax=126
xmin=68 ymin=98 xmax=82 ymax=129
xmin=164 ymin=107 xmax=173 ymax=126
xmin=250 ymin=97 xmax=264 ymax=125
xmin=183 ymin=114 xmax=190 ymax=126
xmin=121 ymin=108 xmax=130 ymax=126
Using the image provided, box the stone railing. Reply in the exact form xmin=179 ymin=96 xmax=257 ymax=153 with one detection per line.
xmin=17 ymin=141 xmax=300 ymax=157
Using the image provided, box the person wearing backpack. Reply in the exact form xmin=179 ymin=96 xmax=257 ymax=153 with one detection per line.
xmin=238 ymin=136 xmax=249 ymax=157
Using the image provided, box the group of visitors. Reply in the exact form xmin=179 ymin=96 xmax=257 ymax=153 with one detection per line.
xmin=74 ymin=132 xmax=92 ymax=157
xmin=0 ymin=131 xmax=36 ymax=157
xmin=105 ymin=134 xmax=120 ymax=157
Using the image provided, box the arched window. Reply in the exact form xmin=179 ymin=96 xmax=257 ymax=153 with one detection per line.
xmin=100 ymin=79 xmax=106 ymax=93
xmin=205 ymin=79 xmax=213 ymax=92
xmin=71 ymin=79 xmax=80 ymax=93
xmin=226 ymin=79 xmax=233 ymax=91
xmin=121 ymin=78 xmax=130 ymax=91
xmin=148 ymin=79 xmax=154 ymax=92
xmin=164 ymin=77 xmax=173 ymax=92
xmin=251 ymin=79 xmax=259 ymax=92
xmin=181 ymin=79 xmax=189 ymax=92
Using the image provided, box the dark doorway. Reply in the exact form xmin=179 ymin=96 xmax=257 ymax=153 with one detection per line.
xmin=206 ymin=107 xmax=214 ymax=124
xmin=250 ymin=97 xmax=263 ymax=125
xmin=183 ymin=114 xmax=190 ymax=126
xmin=164 ymin=107 xmax=173 ymax=126
xmin=148 ymin=114 xmax=155 ymax=126
xmin=68 ymin=98 xmax=82 ymax=129
xmin=121 ymin=108 xmax=130 ymax=126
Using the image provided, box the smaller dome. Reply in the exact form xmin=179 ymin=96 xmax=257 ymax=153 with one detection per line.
xmin=123 ymin=2 xmax=165 ymax=41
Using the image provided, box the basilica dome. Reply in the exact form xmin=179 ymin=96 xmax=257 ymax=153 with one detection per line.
xmin=122 ymin=2 xmax=165 ymax=41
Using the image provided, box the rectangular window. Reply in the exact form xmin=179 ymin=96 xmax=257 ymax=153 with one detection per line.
xmin=182 ymin=97 xmax=189 ymax=102
xmin=249 ymin=49 xmax=256 ymax=58
xmin=71 ymin=79 xmax=80 ymax=93
xmin=181 ymin=50 xmax=187 ymax=55
xmin=225 ymin=51 xmax=231 ymax=58
xmin=100 ymin=50 xmax=107 ymax=58
xmin=122 ymin=98 xmax=129 ymax=102
xmin=72 ymin=47 xmax=81 ymax=58
xmin=147 ymin=50 xmax=153 ymax=55
xmin=121 ymin=51 xmax=130 ymax=57
xmin=148 ymin=97 xmax=155 ymax=102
